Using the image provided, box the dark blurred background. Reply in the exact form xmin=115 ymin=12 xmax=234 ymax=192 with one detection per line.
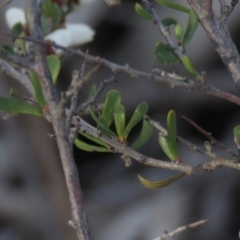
xmin=1 ymin=0 xmax=240 ymax=239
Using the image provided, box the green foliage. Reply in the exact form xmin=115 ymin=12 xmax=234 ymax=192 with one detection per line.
xmin=174 ymin=23 xmax=183 ymax=41
xmin=11 ymin=22 xmax=23 ymax=36
xmin=0 ymin=96 xmax=42 ymax=116
xmin=47 ymin=55 xmax=61 ymax=84
xmin=138 ymin=173 xmax=185 ymax=188
xmin=158 ymin=110 xmax=180 ymax=161
xmin=28 ymin=71 xmax=46 ymax=108
xmin=154 ymin=42 xmax=180 ymax=64
xmin=134 ymin=3 xmax=152 ymax=20
xmin=155 ymin=0 xmax=190 ymax=13
xmin=75 ymin=89 xmax=153 ymax=152
xmin=131 ymin=119 xmax=153 ymax=150
xmin=183 ymin=10 xmax=199 ymax=47
xmin=182 ymin=55 xmax=197 ymax=77
xmin=161 ymin=18 xmax=177 ymax=27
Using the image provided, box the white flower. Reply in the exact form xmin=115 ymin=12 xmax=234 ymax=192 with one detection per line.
xmin=44 ymin=23 xmax=95 ymax=54
xmin=5 ymin=7 xmax=26 ymax=29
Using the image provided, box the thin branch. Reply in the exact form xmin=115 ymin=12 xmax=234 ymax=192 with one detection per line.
xmin=11 ymin=36 xmax=240 ymax=107
xmin=25 ymin=1 xmax=91 ymax=240
xmin=72 ymin=116 xmax=240 ymax=173
xmin=187 ymin=0 xmax=240 ymax=90
xmin=0 ymin=58 xmax=35 ymax=96
xmin=182 ymin=115 xmax=238 ymax=159
xmin=142 ymin=0 xmax=184 ymax=57
xmin=152 ymin=219 xmax=209 ymax=240
xmin=78 ymin=72 xmax=117 ymax=113
xmin=0 ymin=0 xmax=13 ymax=8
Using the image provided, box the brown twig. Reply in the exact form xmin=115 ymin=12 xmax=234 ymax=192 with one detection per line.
xmin=9 ymin=35 xmax=240 ymax=107
xmin=182 ymin=115 xmax=238 ymax=159
xmin=187 ymin=0 xmax=240 ymax=90
xmin=152 ymin=219 xmax=209 ymax=240
xmin=25 ymin=1 xmax=91 ymax=240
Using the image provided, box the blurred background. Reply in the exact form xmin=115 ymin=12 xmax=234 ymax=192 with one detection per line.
xmin=1 ymin=0 xmax=240 ymax=239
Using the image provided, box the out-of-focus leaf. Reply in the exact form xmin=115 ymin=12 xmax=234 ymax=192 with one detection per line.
xmin=138 ymin=173 xmax=185 ymax=188
xmin=2 ymin=44 xmax=14 ymax=54
xmin=134 ymin=3 xmax=152 ymax=20
xmin=47 ymin=55 xmax=61 ymax=84
xmin=233 ymin=125 xmax=240 ymax=149
xmin=74 ymin=138 xmax=110 ymax=152
xmin=42 ymin=0 xmax=57 ymax=18
xmin=161 ymin=18 xmax=177 ymax=27
xmin=87 ymin=84 xmax=97 ymax=100
xmin=29 ymin=71 xmax=46 ymax=107
xmin=174 ymin=23 xmax=183 ymax=41
xmin=155 ymin=0 xmax=190 ymax=13
xmin=154 ymin=42 xmax=180 ymax=64
xmin=11 ymin=22 xmax=23 ymax=36
xmin=0 ymin=96 xmax=42 ymax=116
xmin=124 ymin=102 xmax=148 ymax=138
xmin=114 ymin=104 xmax=126 ymax=142
xmin=183 ymin=10 xmax=198 ymax=46
xmin=131 ymin=119 xmax=153 ymax=150
xmin=102 ymin=89 xmax=121 ymax=126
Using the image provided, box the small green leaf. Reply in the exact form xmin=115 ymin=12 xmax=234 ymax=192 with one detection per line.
xmin=47 ymin=55 xmax=61 ymax=84
xmin=166 ymin=110 xmax=180 ymax=161
xmin=155 ymin=0 xmax=190 ymax=13
xmin=114 ymin=104 xmax=126 ymax=141
xmin=183 ymin=10 xmax=198 ymax=46
xmin=158 ymin=135 xmax=177 ymax=161
xmin=138 ymin=173 xmax=185 ymax=188
xmin=87 ymin=84 xmax=97 ymax=100
xmin=11 ymin=22 xmax=23 ymax=36
xmin=80 ymin=132 xmax=110 ymax=148
xmin=174 ymin=23 xmax=183 ymax=41
xmin=29 ymin=71 xmax=46 ymax=107
xmin=124 ymin=102 xmax=148 ymax=138
xmin=74 ymin=138 xmax=110 ymax=152
xmin=182 ymin=55 xmax=198 ymax=77
xmin=0 ymin=96 xmax=42 ymax=116
xmin=2 ymin=44 xmax=14 ymax=54
xmin=161 ymin=18 xmax=177 ymax=27
xmin=154 ymin=42 xmax=180 ymax=64
xmin=102 ymin=90 xmax=121 ymax=126
xmin=52 ymin=4 xmax=62 ymax=30
xmin=134 ymin=3 xmax=152 ymax=20
xmin=89 ymin=105 xmax=117 ymax=138
xmin=131 ymin=119 xmax=153 ymax=150
xmin=42 ymin=0 xmax=57 ymax=18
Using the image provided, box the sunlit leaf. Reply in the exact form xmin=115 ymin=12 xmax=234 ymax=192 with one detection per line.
xmin=138 ymin=173 xmax=185 ymax=188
